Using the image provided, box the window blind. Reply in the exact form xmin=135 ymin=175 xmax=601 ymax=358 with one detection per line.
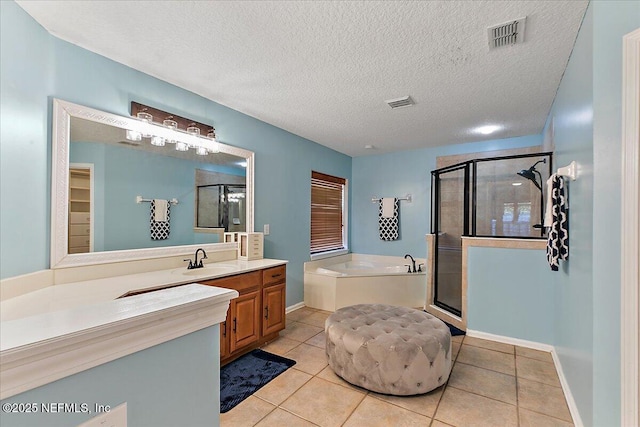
xmin=311 ymin=171 xmax=345 ymax=254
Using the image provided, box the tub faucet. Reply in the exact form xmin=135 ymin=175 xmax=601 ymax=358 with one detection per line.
xmin=404 ymin=254 xmax=417 ymax=273
xmin=185 ymin=248 xmax=207 ymax=269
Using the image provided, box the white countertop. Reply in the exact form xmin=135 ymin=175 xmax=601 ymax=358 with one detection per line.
xmin=1 ymin=284 xmax=240 ymax=399
xmin=0 ymin=258 xmax=287 ymax=322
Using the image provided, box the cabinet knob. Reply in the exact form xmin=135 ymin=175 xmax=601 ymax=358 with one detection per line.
xmin=233 ymin=318 xmax=237 ymax=333
xmin=264 ymin=306 xmax=269 ymax=319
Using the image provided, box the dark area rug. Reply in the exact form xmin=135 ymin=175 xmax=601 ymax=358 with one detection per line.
xmin=220 ymin=349 xmax=296 ymax=413
xmin=445 ymin=321 xmax=466 ymax=336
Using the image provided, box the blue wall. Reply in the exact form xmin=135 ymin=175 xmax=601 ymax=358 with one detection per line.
xmin=545 ymin=3 xmax=595 ymax=424
xmin=0 ymin=2 xmax=52 ymax=280
xmin=467 ymin=247 xmax=554 ymax=344
xmin=0 ymin=327 xmax=220 ymax=427
xmin=351 ymin=134 xmax=543 ymax=258
xmin=0 ymin=1 xmax=352 ymax=309
xmin=591 ymin=2 xmax=639 ymax=425
xmin=545 ymin=2 xmax=640 ymax=425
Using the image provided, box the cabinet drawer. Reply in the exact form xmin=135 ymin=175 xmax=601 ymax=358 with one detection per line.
xmin=202 ymin=271 xmax=261 ymax=293
xmin=262 ymin=265 xmax=286 ymax=286
xmin=70 ymin=212 xmax=91 ymax=224
xmin=69 ymin=235 xmax=90 ymax=247
xmin=69 ymin=224 xmax=91 ymax=236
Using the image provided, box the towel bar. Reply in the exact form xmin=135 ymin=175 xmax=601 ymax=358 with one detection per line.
xmin=136 ymin=196 xmax=179 ymax=205
xmin=372 ymin=194 xmax=412 ymax=203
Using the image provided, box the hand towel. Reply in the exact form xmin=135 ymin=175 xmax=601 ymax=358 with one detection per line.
xmin=546 ymin=175 xmax=569 ymax=271
xmin=379 ymin=198 xmax=399 ymax=241
xmin=154 ymin=199 xmax=169 ymax=222
xmin=150 ymin=200 xmax=171 ymax=240
xmin=543 ymin=174 xmax=555 ymax=227
xmin=381 ymin=198 xmax=395 ymax=218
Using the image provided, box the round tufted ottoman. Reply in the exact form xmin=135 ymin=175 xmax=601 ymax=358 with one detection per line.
xmin=325 ymin=304 xmax=452 ymax=395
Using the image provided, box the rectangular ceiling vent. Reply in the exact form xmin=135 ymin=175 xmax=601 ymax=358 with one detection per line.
xmin=385 ymin=96 xmax=414 ymax=109
xmin=488 ymin=17 xmax=526 ymax=50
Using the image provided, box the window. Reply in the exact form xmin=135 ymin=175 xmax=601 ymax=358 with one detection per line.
xmin=310 ymin=171 xmax=347 ymax=255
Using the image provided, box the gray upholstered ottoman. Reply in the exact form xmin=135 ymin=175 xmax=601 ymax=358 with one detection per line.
xmin=325 ymin=304 xmax=452 ymax=395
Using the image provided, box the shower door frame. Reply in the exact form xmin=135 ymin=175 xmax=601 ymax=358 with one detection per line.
xmin=430 ymin=151 xmax=553 ymax=319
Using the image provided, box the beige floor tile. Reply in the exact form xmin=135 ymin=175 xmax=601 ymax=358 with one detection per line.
xmin=457 ymin=344 xmax=516 ymax=375
xmin=287 ymin=307 xmax=317 ymax=322
xmin=255 ymin=408 xmax=317 ymax=427
xmin=285 ymin=343 xmax=328 ymax=375
xmin=431 ymin=421 xmax=455 ymax=427
xmin=369 ymin=386 xmax=443 ymax=418
xmin=464 ymin=336 xmax=515 ymax=354
xmin=343 ymin=395 xmax=432 ymax=426
xmin=519 ymin=408 xmax=574 ymax=427
xmin=281 ymin=377 xmax=366 ymax=427
xmin=261 ymin=337 xmax=301 ymax=355
xmin=298 ymin=311 xmax=330 ymax=328
xmin=516 ymin=346 xmax=554 ymax=363
xmin=516 ymin=356 xmax=561 ymax=387
xmin=435 ymin=386 xmax=518 ymax=427
xmin=220 ymin=395 xmax=276 ymax=427
xmin=518 ymin=378 xmax=572 ymax=422
xmin=254 ymin=368 xmax=312 ymax=405
xmin=305 ymin=331 xmax=326 ymax=349
xmin=452 ymin=334 xmax=465 ymax=344
xmin=281 ymin=322 xmax=324 ymax=342
xmin=452 ymin=341 xmax=461 ymax=360
xmin=449 ymin=362 xmax=517 ymax=404
xmin=316 ymin=366 xmax=369 ymax=393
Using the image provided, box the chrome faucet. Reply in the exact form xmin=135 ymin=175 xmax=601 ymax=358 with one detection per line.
xmin=404 ymin=254 xmax=417 ymax=273
xmin=184 ymin=248 xmax=207 ymax=269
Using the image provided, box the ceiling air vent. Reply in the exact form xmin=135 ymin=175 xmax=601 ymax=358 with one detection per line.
xmin=385 ymin=96 xmax=414 ymax=109
xmin=488 ymin=17 xmax=526 ymax=50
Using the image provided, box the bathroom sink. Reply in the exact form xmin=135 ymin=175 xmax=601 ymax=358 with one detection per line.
xmin=172 ymin=264 xmax=238 ymax=276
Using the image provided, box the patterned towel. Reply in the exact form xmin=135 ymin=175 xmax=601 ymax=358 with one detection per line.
xmin=379 ymin=198 xmax=399 ymax=241
xmin=546 ymin=175 xmax=568 ymax=271
xmin=150 ymin=200 xmax=171 ymax=240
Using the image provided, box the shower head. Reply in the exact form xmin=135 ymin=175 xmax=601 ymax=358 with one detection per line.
xmin=517 ymin=159 xmax=546 ymax=191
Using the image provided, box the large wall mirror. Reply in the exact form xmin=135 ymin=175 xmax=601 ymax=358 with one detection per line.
xmin=51 ymin=99 xmax=254 ymax=268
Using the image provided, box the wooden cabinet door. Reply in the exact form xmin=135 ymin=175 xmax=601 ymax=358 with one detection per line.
xmin=262 ymin=283 xmax=286 ymax=336
xmin=220 ymin=310 xmax=231 ymax=359
xmin=230 ymin=290 xmax=260 ymax=353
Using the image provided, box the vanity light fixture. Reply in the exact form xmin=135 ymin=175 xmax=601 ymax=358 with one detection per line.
xmin=130 ymin=102 xmax=221 ymax=156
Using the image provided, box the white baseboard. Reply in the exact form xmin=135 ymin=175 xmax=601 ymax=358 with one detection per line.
xmin=551 ymin=348 xmax=584 ymax=427
xmin=466 ymin=329 xmax=554 ymax=352
xmin=286 ymin=301 xmax=305 ymax=313
xmin=466 ymin=329 xmax=582 ymax=427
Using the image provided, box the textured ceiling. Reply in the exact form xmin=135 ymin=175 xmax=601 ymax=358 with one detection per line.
xmin=17 ymin=1 xmax=588 ymax=157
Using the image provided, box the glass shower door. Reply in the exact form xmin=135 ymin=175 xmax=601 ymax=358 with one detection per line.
xmin=433 ymin=165 xmax=467 ymax=316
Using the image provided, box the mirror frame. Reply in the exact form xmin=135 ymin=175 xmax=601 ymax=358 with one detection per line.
xmin=51 ymin=98 xmax=254 ymax=268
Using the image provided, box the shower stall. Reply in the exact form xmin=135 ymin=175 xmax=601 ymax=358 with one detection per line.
xmin=430 ymin=152 xmax=552 ymax=317
xmin=196 ymin=184 xmax=247 ymax=232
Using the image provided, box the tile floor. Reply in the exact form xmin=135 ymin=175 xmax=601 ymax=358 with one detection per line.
xmin=221 ymin=307 xmax=574 ymax=427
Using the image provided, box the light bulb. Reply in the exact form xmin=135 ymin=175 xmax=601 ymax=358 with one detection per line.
xmin=150 ymin=136 xmax=165 ymax=147
xmin=186 ymin=124 xmax=200 ymax=136
xmin=196 ymin=146 xmax=208 ymax=156
xmin=126 ymin=130 xmax=142 ymax=142
xmin=175 ymin=141 xmax=189 ymax=152
xmin=137 ymin=112 xmax=153 ymax=137
xmin=163 ymin=118 xmax=177 ymax=130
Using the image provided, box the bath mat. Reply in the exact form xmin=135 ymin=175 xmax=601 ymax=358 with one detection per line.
xmin=220 ymin=349 xmax=295 ymax=413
